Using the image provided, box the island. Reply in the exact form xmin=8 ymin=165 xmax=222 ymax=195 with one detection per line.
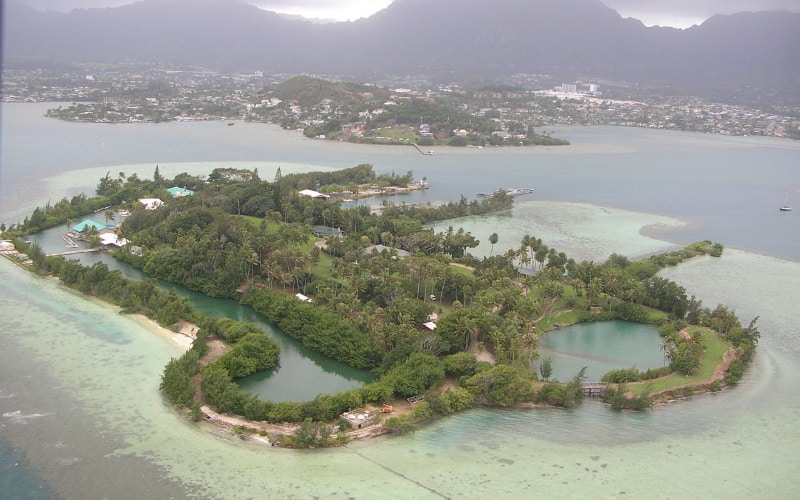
xmin=1 ymin=164 xmax=759 ymax=448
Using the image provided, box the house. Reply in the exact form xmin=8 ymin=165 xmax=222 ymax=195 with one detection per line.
xmin=167 ymin=186 xmax=194 ymax=197
xmin=295 ymin=293 xmax=312 ymax=303
xmin=138 ymin=198 xmax=164 ymax=210
xmin=341 ymin=122 xmax=366 ymax=135
xmin=71 ymin=219 xmax=106 ymax=233
xmin=311 ymin=226 xmax=344 ymax=238
xmin=341 ymin=410 xmax=375 ymax=430
xmin=99 ymin=233 xmax=129 ymax=247
xmin=363 ymin=244 xmax=412 ymax=259
xmin=298 ymin=189 xmax=330 ymax=199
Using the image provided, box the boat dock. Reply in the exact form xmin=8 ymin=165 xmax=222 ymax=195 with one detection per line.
xmin=62 ymin=234 xmax=79 ymax=248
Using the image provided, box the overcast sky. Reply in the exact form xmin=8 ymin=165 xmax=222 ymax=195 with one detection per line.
xmin=13 ymin=0 xmax=800 ymax=27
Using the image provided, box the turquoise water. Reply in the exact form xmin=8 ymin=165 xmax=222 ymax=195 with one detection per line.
xmin=537 ymin=321 xmax=665 ymax=382
xmin=2 ymin=102 xmax=800 ymax=498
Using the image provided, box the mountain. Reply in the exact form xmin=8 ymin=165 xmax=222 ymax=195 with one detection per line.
xmin=4 ymin=0 xmax=800 ymax=102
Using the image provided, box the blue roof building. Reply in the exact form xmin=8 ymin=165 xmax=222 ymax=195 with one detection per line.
xmin=167 ymin=186 xmax=195 ymax=197
xmin=71 ymin=219 xmax=106 ymax=232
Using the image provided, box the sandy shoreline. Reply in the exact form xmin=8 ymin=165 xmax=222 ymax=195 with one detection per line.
xmin=128 ymin=314 xmax=196 ymax=351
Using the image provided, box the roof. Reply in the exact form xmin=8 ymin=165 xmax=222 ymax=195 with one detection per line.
xmin=167 ymin=186 xmax=195 ymax=197
xmin=138 ymin=198 xmax=164 ymax=210
xmin=364 ymin=244 xmax=412 ymax=258
xmin=312 ymin=225 xmax=344 ymax=238
xmin=72 ymin=219 xmax=106 ymax=232
xmin=99 ymin=233 xmax=129 ymax=247
xmin=298 ymin=189 xmax=330 ymax=199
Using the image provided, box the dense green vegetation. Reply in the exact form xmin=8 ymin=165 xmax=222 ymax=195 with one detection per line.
xmin=2 ymin=164 xmax=761 ymax=446
xmin=260 ymin=76 xmax=570 ymax=148
xmin=241 ymin=289 xmax=382 ymax=369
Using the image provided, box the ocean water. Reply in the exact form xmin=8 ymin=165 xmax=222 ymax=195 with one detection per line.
xmin=1 ymin=102 xmax=800 ymax=498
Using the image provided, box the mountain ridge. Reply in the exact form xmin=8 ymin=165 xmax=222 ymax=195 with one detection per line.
xmin=4 ymin=0 xmax=799 ymax=102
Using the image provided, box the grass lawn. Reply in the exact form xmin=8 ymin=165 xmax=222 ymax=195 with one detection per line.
xmin=628 ymin=327 xmax=730 ymax=395
xmin=537 ymin=310 xmax=583 ymax=331
xmin=313 ymin=251 xmax=335 ymax=280
xmin=369 ymin=126 xmax=417 ymax=142
xmin=240 ymin=215 xmax=282 ymax=234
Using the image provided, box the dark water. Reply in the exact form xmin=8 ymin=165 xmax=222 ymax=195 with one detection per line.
xmin=0 ymin=435 xmax=53 ymax=500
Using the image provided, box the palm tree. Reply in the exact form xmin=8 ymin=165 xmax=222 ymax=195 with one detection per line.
xmin=489 ymin=232 xmax=498 ymax=256
xmin=659 ymin=338 xmax=672 ymax=366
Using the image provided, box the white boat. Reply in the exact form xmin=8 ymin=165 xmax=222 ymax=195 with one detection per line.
xmin=780 ymin=192 xmax=792 ymax=212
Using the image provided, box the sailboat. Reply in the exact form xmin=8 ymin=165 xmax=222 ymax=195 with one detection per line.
xmin=780 ymin=192 xmax=792 ymax=212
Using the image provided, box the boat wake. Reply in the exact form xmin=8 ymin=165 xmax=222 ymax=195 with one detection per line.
xmin=3 ymin=410 xmax=55 ymax=424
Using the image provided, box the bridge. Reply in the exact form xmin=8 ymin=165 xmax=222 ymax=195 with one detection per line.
xmin=47 ymin=248 xmax=102 ymax=257
xmin=582 ymin=383 xmax=606 ymax=397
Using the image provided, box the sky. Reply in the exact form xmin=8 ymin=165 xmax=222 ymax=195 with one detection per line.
xmin=12 ymin=0 xmax=800 ymax=27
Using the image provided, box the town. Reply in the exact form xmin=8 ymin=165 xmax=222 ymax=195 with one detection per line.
xmin=3 ymin=63 xmax=799 ymax=142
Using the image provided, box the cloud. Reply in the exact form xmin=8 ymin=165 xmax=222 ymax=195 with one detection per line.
xmin=16 ymin=0 xmax=393 ymax=21
xmin=16 ymin=0 xmax=131 ymax=10
xmin=251 ymin=0 xmax=392 ymax=21
xmin=14 ymin=0 xmax=800 ymax=26
xmin=601 ymin=0 xmax=800 ymax=28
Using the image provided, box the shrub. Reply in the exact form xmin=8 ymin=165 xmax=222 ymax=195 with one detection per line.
xmin=411 ymin=402 xmax=434 ymax=421
xmin=604 ymin=384 xmax=652 ymax=410
xmin=464 ymin=365 xmax=534 ymax=406
xmin=383 ymin=353 xmax=445 ymax=397
xmin=725 ymin=360 xmax=745 ymax=384
xmin=443 ymin=352 xmax=479 ymax=377
xmin=383 ymin=415 xmax=414 ymax=434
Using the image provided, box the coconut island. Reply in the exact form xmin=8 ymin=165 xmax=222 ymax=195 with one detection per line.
xmin=1 ymin=164 xmax=759 ymax=448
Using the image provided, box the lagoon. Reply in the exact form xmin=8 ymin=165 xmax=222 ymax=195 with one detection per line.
xmin=537 ymin=321 xmax=665 ymax=383
xmin=2 ymin=102 xmax=800 ymax=498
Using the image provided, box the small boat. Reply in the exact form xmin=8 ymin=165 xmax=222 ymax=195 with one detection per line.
xmin=780 ymin=192 xmax=792 ymax=212
xmin=227 ymin=122 xmax=235 ymax=126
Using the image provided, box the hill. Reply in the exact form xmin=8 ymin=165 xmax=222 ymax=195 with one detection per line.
xmin=4 ymin=0 xmax=800 ymax=103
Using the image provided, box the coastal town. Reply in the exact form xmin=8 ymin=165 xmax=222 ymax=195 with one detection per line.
xmin=3 ymin=64 xmax=799 ymax=142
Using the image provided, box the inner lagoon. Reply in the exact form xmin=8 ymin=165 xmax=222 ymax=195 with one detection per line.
xmin=537 ymin=321 xmax=665 ymax=383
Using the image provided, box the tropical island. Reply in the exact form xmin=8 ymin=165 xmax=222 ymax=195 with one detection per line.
xmin=1 ymin=164 xmax=759 ymax=447
xmin=42 ymin=74 xmax=571 ymax=149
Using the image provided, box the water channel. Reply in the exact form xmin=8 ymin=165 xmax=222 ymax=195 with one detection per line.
xmin=26 ymin=224 xmax=375 ymax=402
